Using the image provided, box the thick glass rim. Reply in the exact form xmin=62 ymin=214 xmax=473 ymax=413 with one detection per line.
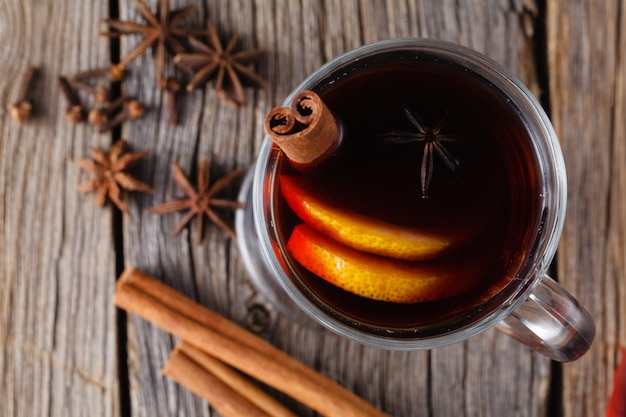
xmin=252 ymin=38 xmax=567 ymax=350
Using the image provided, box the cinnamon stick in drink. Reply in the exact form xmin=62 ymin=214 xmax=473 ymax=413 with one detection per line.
xmin=114 ymin=268 xmax=389 ymax=417
xmin=264 ymin=90 xmax=341 ymax=169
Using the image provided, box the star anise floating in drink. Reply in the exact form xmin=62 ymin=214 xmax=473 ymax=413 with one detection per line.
xmin=148 ymin=158 xmax=245 ymax=243
xmin=100 ymin=0 xmax=203 ymax=82
xmin=380 ymin=108 xmax=462 ymax=198
xmin=76 ymin=139 xmax=154 ymax=212
xmin=174 ymin=21 xmax=267 ymax=107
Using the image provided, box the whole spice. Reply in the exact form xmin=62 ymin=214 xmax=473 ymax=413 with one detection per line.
xmin=174 ymin=21 xmax=267 ymax=107
xmin=10 ymin=66 xmax=36 ymax=124
xmin=70 ymin=65 xmax=124 ymax=83
xmin=58 ymin=76 xmax=84 ymax=124
xmin=88 ymin=95 xmax=129 ymax=126
xmin=98 ymin=99 xmax=146 ymax=133
xmin=100 ymin=0 xmax=203 ymax=82
xmin=76 ymin=139 xmax=153 ymax=212
xmin=147 ymin=158 xmax=244 ymax=243
xmin=379 ymin=107 xmax=462 ymax=198
xmin=163 ymin=348 xmax=270 ymax=417
xmin=163 ymin=342 xmax=295 ymax=417
xmin=67 ymin=78 xmax=110 ymax=103
xmin=166 ymin=342 xmax=297 ymax=417
xmin=265 ymin=90 xmax=340 ymax=169
xmin=110 ymin=64 xmax=125 ymax=82
xmin=114 ymin=268 xmax=390 ymax=417
xmin=160 ymin=77 xmax=180 ymax=126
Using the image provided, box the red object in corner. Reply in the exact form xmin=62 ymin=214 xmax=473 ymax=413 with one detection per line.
xmin=607 ymin=346 xmax=626 ymax=417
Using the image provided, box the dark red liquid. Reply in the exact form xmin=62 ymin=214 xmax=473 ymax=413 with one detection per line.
xmin=272 ymin=55 xmax=542 ymax=337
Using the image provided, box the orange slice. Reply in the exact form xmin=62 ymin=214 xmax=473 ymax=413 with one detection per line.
xmin=280 ymin=175 xmax=469 ymax=260
xmin=287 ymin=224 xmax=487 ymax=304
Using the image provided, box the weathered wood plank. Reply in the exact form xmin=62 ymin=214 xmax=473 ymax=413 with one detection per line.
xmin=548 ymin=1 xmax=626 ymax=416
xmin=121 ymin=1 xmax=551 ymax=417
xmin=419 ymin=1 xmax=551 ymax=416
xmin=6 ymin=0 xmax=624 ymax=416
xmin=0 ymin=1 xmax=119 ymax=416
xmin=118 ymin=0 xmax=209 ymax=412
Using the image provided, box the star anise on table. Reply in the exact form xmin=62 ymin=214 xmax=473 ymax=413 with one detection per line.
xmin=380 ymin=108 xmax=462 ymax=199
xmin=147 ymin=158 xmax=245 ymax=244
xmin=100 ymin=0 xmax=202 ymax=82
xmin=173 ymin=21 xmax=267 ymax=107
xmin=76 ymin=139 xmax=154 ymax=212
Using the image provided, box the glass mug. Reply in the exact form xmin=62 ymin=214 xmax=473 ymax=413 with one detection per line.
xmin=236 ymin=39 xmax=595 ymax=361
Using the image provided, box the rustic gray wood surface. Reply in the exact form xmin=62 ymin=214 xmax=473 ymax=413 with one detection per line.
xmin=0 ymin=1 xmax=623 ymax=416
xmin=548 ymin=1 xmax=626 ymax=416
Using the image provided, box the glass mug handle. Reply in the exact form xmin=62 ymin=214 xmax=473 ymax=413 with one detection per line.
xmin=495 ymin=274 xmax=595 ymax=362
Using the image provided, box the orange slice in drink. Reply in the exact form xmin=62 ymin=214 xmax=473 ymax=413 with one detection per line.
xmin=287 ymin=224 xmax=486 ymax=303
xmin=280 ymin=175 xmax=478 ymax=261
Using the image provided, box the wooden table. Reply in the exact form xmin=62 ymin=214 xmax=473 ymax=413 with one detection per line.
xmin=1 ymin=1 xmax=624 ymax=416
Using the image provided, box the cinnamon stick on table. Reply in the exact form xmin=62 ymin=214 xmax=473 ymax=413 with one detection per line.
xmin=163 ymin=346 xmax=271 ymax=417
xmin=114 ymin=268 xmax=389 ymax=417
xmin=164 ymin=342 xmax=296 ymax=417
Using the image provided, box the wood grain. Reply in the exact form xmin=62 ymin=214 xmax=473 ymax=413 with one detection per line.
xmin=547 ymin=1 xmax=626 ymax=416
xmin=0 ymin=1 xmax=119 ymax=416
xmin=2 ymin=0 xmax=621 ymax=416
xmin=119 ymin=1 xmax=551 ymax=416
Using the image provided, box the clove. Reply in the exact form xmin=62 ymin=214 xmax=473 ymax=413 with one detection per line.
xmin=10 ymin=66 xmax=36 ymax=124
xmin=67 ymin=78 xmax=110 ymax=103
xmin=98 ymin=99 xmax=145 ymax=133
xmin=70 ymin=65 xmax=124 ymax=83
xmin=58 ymin=76 xmax=84 ymax=124
xmin=88 ymin=95 xmax=129 ymax=126
xmin=160 ymin=77 xmax=181 ymax=126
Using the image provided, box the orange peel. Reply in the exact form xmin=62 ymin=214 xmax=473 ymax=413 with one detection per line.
xmin=287 ymin=224 xmax=487 ymax=304
xmin=280 ymin=175 xmax=472 ymax=260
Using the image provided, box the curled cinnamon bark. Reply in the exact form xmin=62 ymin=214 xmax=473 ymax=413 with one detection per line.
xmin=114 ymin=268 xmax=389 ymax=417
xmin=163 ymin=346 xmax=272 ymax=417
xmin=165 ymin=342 xmax=297 ymax=417
xmin=264 ymin=90 xmax=340 ymax=168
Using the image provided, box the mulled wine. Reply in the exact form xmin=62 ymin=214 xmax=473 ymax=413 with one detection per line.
xmin=269 ymin=53 xmax=543 ymax=337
